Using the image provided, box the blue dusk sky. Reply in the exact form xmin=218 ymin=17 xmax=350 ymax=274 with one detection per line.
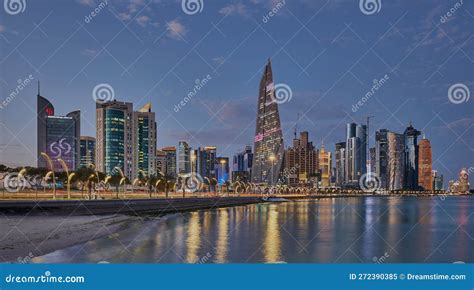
xmin=0 ymin=0 xmax=473 ymax=182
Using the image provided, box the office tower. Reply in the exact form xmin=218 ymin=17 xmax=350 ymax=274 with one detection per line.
xmin=375 ymin=129 xmax=389 ymax=189
xmin=37 ymin=93 xmax=80 ymax=172
xmin=432 ymin=170 xmax=444 ymax=190
xmin=193 ymin=146 xmax=217 ymax=179
xmin=457 ymin=168 xmax=470 ymax=193
xmin=284 ymin=131 xmax=319 ymax=186
xmin=404 ymin=123 xmax=421 ymax=190
xmin=96 ymin=100 xmax=134 ymax=179
xmin=156 ymin=150 xmax=167 ymax=175
xmin=216 ymin=157 xmax=230 ymax=185
xmin=344 ymin=123 xmax=366 ymax=186
xmin=133 ymin=103 xmax=157 ymax=177
xmin=80 ymin=136 xmax=96 ymax=167
xmin=162 ymin=146 xmax=177 ymax=177
xmin=335 ymin=142 xmax=346 ymax=187
xmin=418 ymin=135 xmax=432 ymax=190
xmin=232 ymin=145 xmax=253 ymax=182
xmin=251 ymin=59 xmax=285 ymax=185
xmin=356 ymin=124 xmax=367 ymax=176
xmin=369 ymin=147 xmax=376 ymax=174
xmin=318 ymin=143 xmax=332 ymax=188
xmin=177 ymin=141 xmax=191 ymax=175
xmin=387 ymin=132 xmax=405 ymax=190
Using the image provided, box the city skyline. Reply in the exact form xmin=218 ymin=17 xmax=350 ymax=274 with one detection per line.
xmin=0 ymin=0 xmax=472 ymax=184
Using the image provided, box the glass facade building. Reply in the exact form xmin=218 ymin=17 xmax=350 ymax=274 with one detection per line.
xmin=80 ymin=136 xmax=96 ymax=167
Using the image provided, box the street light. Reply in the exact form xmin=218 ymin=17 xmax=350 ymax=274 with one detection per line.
xmin=40 ymin=152 xmax=56 ymax=199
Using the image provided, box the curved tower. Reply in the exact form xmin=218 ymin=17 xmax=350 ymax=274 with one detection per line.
xmin=251 ymin=59 xmax=284 ymax=185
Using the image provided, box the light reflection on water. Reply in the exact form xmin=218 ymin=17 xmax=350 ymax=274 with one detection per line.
xmin=33 ymin=196 xmax=473 ymax=263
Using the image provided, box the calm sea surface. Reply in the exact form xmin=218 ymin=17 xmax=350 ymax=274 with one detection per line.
xmin=34 ymin=196 xmax=473 ymax=263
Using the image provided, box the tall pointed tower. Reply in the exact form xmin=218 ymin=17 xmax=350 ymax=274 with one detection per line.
xmin=251 ymin=59 xmax=285 ymax=185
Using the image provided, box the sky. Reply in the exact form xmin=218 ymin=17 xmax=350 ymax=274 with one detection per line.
xmin=0 ymin=0 xmax=473 ymax=182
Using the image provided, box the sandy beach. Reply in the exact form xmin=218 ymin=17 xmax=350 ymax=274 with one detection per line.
xmin=0 ymin=214 xmax=137 ymax=262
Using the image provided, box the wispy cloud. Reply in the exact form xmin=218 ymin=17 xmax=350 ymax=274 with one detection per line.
xmin=166 ymin=19 xmax=187 ymax=41
xmin=219 ymin=3 xmax=248 ymax=17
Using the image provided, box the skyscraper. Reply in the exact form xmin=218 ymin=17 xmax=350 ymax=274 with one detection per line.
xmin=133 ymin=103 xmax=157 ymax=177
xmin=80 ymin=136 xmax=96 ymax=167
xmin=232 ymin=145 xmax=253 ymax=182
xmin=284 ymin=131 xmax=319 ymax=186
xmin=387 ymin=132 xmax=405 ymax=190
xmin=37 ymin=93 xmax=80 ymax=171
xmin=375 ymin=129 xmax=389 ymax=189
xmin=177 ymin=141 xmax=191 ymax=175
xmin=344 ymin=123 xmax=366 ymax=186
xmin=335 ymin=142 xmax=346 ymax=187
xmin=432 ymin=170 xmax=444 ymax=190
xmin=318 ymin=143 xmax=332 ymax=188
xmin=156 ymin=150 xmax=167 ymax=175
xmin=251 ymin=59 xmax=285 ymax=186
xmin=162 ymin=146 xmax=177 ymax=177
xmin=194 ymin=146 xmax=217 ymax=179
xmin=418 ymin=135 xmax=432 ymax=191
xmin=96 ymin=100 xmax=134 ymax=179
xmin=404 ymin=123 xmax=421 ymax=190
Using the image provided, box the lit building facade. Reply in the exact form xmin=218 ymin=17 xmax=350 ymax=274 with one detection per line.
xmin=96 ymin=101 xmax=134 ymax=179
xmin=387 ymin=132 xmax=405 ymax=190
xmin=432 ymin=170 xmax=444 ymax=190
xmin=133 ymin=103 xmax=157 ymax=177
xmin=403 ymin=123 xmax=421 ymax=190
xmin=375 ymin=129 xmax=389 ymax=189
xmin=177 ymin=141 xmax=191 ymax=175
xmin=194 ymin=146 xmax=217 ymax=179
xmin=251 ymin=59 xmax=285 ymax=185
xmin=156 ymin=150 xmax=167 ymax=175
xmin=418 ymin=135 xmax=432 ymax=190
xmin=344 ymin=123 xmax=366 ymax=187
xmin=318 ymin=144 xmax=332 ymax=188
xmin=232 ymin=145 xmax=253 ymax=182
xmin=37 ymin=94 xmax=80 ymax=171
xmin=162 ymin=146 xmax=177 ymax=177
xmin=284 ymin=131 xmax=318 ymax=186
xmin=335 ymin=142 xmax=346 ymax=187
xmin=80 ymin=136 xmax=96 ymax=168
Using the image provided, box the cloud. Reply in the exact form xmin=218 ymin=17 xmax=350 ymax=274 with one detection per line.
xmin=77 ymin=0 xmax=96 ymax=7
xmin=219 ymin=3 xmax=248 ymax=16
xmin=0 ymin=25 xmax=5 ymax=33
xmin=81 ymin=48 xmax=99 ymax=58
xmin=136 ymin=15 xmax=151 ymax=27
xmin=166 ymin=19 xmax=187 ymax=41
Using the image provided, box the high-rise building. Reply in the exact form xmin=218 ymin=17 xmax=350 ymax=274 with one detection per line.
xmin=318 ymin=143 xmax=332 ymax=188
xmin=80 ymin=136 xmax=96 ymax=168
xmin=216 ymin=157 xmax=230 ymax=185
xmin=449 ymin=169 xmax=470 ymax=193
xmin=232 ymin=145 xmax=253 ymax=182
xmin=375 ymin=129 xmax=389 ymax=189
xmin=37 ymin=93 xmax=80 ymax=172
xmin=156 ymin=150 xmax=167 ymax=175
xmin=133 ymin=103 xmax=157 ymax=177
xmin=251 ymin=59 xmax=285 ymax=186
xmin=418 ymin=135 xmax=432 ymax=190
xmin=177 ymin=141 xmax=191 ymax=175
xmin=96 ymin=100 xmax=134 ymax=179
xmin=284 ymin=131 xmax=319 ymax=186
xmin=432 ymin=170 xmax=444 ymax=190
xmin=335 ymin=142 xmax=346 ymax=187
xmin=344 ymin=123 xmax=366 ymax=186
xmin=193 ymin=146 xmax=218 ymax=179
xmin=369 ymin=147 xmax=376 ymax=174
xmin=387 ymin=132 xmax=405 ymax=190
xmin=162 ymin=146 xmax=177 ymax=177
xmin=404 ymin=123 xmax=421 ymax=190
